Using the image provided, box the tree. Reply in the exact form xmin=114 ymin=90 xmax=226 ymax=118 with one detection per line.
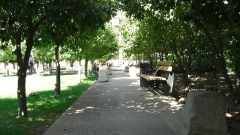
xmin=187 ymin=0 xmax=240 ymax=92
xmin=0 ymin=0 xmax=51 ymax=117
xmin=64 ymin=26 xmax=118 ymax=77
xmin=44 ymin=0 xmax=116 ymax=95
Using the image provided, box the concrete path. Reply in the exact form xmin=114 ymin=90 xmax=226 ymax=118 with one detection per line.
xmin=44 ymin=67 xmax=180 ymax=135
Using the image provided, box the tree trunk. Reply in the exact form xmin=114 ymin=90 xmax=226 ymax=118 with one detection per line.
xmin=78 ymin=58 xmax=82 ymax=82
xmin=236 ymin=71 xmax=240 ymax=99
xmin=85 ymin=58 xmax=88 ymax=77
xmin=17 ymin=68 xmax=27 ymax=117
xmin=42 ymin=62 xmax=45 ymax=71
xmin=215 ymin=32 xmax=233 ymax=92
xmin=70 ymin=60 xmax=74 ymax=70
xmin=54 ymin=44 xmax=61 ymax=95
xmin=15 ymin=30 xmax=34 ymax=117
xmin=4 ymin=62 xmax=9 ymax=76
xmin=149 ymin=56 xmax=153 ymax=68
xmin=182 ymin=69 xmax=190 ymax=87
xmin=172 ymin=42 xmax=191 ymax=88
xmin=36 ymin=61 xmax=39 ymax=71
xmin=12 ymin=63 xmax=16 ymax=69
xmin=219 ymin=52 xmax=233 ymax=92
xmin=49 ymin=62 xmax=52 ymax=74
xmin=236 ymin=70 xmax=240 ymax=88
xmin=137 ymin=53 xmax=140 ymax=65
xmin=90 ymin=60 xmax=94 ymax=72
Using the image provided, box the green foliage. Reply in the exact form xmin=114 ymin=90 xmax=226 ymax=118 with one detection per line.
xmin=0 ymin=41 xmax=15 ymax=63
xmin=189 ymin=0 xmax=240 ymax=30
xmin=120 ymin=0 xmax=240 ymax=72
xmin=33 ymin=42 xmax=54 ymax=64
xmin=187 ymin=0 xmax=240 ymax=75
xmin=64 ymin=26 xmax=118 ymax=62
xmin=44 ymin=0 xmax=117 ymax=45
xmin=225 ymin=31 xmax=240 ymax=74
xmin=118 ymin=0 xmax=180 ymax=19
xmin=0 ymin=0 xmax=117 ymax=63
xmin=84 ymin=27 xmax=118 ymax=60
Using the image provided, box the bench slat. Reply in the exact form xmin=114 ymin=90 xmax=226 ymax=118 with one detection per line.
xmin=140 ymin=74 xmax=166 ymax=81
xmin=157 ymin=66 xmax=172 ymax=72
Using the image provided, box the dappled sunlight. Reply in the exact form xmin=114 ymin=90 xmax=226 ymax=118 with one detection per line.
xmin=145 ymin=93 xmax=183 ymax=113
xmin=126 ymin=104 xmax=145 ymax=110
xmin=74 ymin=106 xmax=96 ymax=114
xmin=98 ymin=70 xmax=184 ymax=114
xmin=66 ymin=106 xmax=97 ymax=115
xmin=119 ymin=90 xmax=183 ymax=114
xmin=111 ymin=76 xmax=130 ymax=80
xmin=161 ymin=100 xmax=183 ymax=113
xmin=120 ymin=99 xmax=168 ymax=114
xmin=128 ymin=80 xmax=140 ymax=87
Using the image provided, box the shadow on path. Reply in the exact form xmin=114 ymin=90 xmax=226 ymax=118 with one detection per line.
xmin=44 ymin=68 xmax=181 ymax=135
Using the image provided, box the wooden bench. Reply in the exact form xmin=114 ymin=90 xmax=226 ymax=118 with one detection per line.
xmin=140 ymin=65 xmax=174 ymax=94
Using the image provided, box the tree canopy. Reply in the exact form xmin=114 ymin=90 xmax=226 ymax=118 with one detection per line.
xmin=119 ymin=0 xmax=240 ymax=93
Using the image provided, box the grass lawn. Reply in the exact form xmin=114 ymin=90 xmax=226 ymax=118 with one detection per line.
xmin=0 ymin=77 xmax=95 ymax=135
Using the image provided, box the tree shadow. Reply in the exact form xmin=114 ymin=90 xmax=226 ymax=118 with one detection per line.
xmin=0 ymin=78 xmax=94 ymax=135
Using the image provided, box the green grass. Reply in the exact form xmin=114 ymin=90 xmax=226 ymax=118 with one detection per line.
xmin=0 ymin=77 xmax=95 ymax=135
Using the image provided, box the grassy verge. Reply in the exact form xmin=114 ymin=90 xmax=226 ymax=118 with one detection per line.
xmin=0 ymin=77 xmax=95 ymax=135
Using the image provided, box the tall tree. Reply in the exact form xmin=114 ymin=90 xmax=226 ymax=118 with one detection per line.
xmin=0 ymin=0 xmax=49 ymax=117
xmin=44 ymin=0 xmax=116 ymax=95
xmin=187 ymin=0 xmax=240 ymax=91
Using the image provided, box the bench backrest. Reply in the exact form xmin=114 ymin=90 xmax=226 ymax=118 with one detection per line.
xmin=155 ymin=66 xmax=174 ymax=93
xmin=158 ymin=66 xmax=172 ymax=72
xmin=154 ymin=66 xmax=173 ymax=76
xmin=140 ymin=63 xmax=154 ymax=74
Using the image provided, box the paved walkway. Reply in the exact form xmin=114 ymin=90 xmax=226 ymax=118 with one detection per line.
xmin=44 ymin=67 xmax=180 ymax=135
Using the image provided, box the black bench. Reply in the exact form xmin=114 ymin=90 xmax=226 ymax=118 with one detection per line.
xmin=140 ymin=64 xmax=174 ymax=94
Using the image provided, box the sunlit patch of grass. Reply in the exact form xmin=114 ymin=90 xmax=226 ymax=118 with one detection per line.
xmin=0 ymin=76 xmax=95 ymax=135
